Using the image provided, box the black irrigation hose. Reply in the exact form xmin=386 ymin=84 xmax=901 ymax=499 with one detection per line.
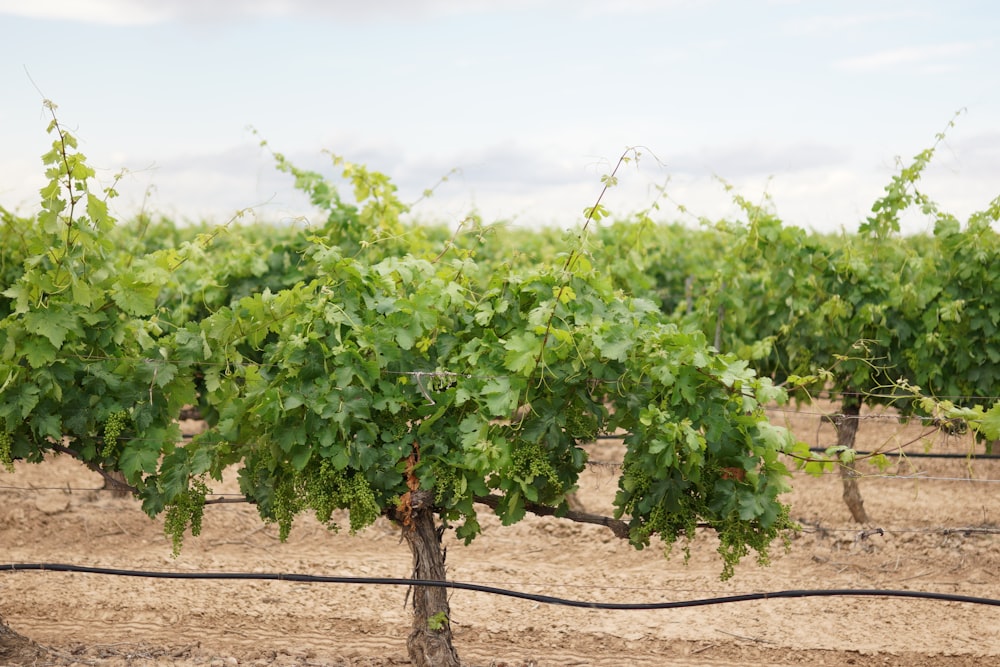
xmin=3 ymin=563 xmax=999 ymax=609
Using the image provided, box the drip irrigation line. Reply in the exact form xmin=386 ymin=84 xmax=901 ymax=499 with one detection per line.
xmin=2 ymin=563 xmax=998 ymax=609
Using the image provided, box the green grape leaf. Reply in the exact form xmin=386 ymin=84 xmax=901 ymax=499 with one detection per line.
xmin=503 ymin=331 xmax=540 ymax=375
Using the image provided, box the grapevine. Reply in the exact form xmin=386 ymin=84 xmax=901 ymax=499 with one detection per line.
xmin=1 ymin=109 xmax=812 ymax=583
xmin=26 ymin=106 xmax=1000 ymax=666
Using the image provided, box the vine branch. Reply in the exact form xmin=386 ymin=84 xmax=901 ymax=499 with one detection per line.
xmin=48 ymin=442 xmax=139 ymax=496
xmin=473 ymin=493 xmax=630 ymax=539
xmin=529 ymin=148 xmax=640 ymax=382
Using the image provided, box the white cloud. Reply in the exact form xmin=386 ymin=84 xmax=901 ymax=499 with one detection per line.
xmin=781 ymin=10 xmax=921 ymax=35
xmin=574 ymin=0 xmax=712 ymax=18
xmin=0 ymin=0 xmax=693 ymax=26
xmin=666 ymin=141 xmax=851 ymax=178
xmin=0 ymin=0 xmax=171 ymax=26
xmin=833 ymin=41 xmax=985 ymax=72
xmin=0 ymin=0 xmax=539 ymax=26
xmin=951 ymin=131 xmax=1000 ymax=170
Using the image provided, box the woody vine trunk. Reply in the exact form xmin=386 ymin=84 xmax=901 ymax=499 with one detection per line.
xmin=0 ymin=613 xmax=47 ymax=664
xmin=398 ymin=489 xmax=460 ymax=667
xmin=834 ymin=400 xmax=869 ymax=524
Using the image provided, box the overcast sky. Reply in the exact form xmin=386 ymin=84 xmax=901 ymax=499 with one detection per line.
xmin=1 ymin=0 xmax=997 ymax=233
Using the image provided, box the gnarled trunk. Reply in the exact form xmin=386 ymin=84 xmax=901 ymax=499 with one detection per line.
xmin=0 ymin=614 xmax=47 ymax=663
xmin=833 ymin=401 xmax=869 ymax=524
xmin=102 ymin=469 xmax=131 ymax=498
xmin=399 ymin=489 xmax=460 ymax=667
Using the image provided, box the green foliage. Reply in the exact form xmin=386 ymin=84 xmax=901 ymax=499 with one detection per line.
xmin=32 ymin=106 xmax=1000 ymax=583
xmin=0 ymin=206 xmax=34 ymax=319
xmin=904 ymin=207 xmax=1000 ymax=407
xmin=897 ymin=380 xmax=1000 ymax=447
xmin=0 ymin=101 xmax=193 ymax=489
xmin=427 ymin=611 xmax=449 ymax=632
xmin=659 ymin=115 xmax=999 ymax=474
xmin=859 ymin=111 xmax=961 ymax=240
xmin=258 ymin=134 xmax=418 ymax=261
xmin=611 ymin=335 xmax=796 ymax=579
xmin=146 ymin=230 xmax=796 ymax=576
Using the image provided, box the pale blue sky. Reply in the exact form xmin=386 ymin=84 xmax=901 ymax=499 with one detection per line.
xmin=1 ymin=0 xmax=997 ymax=233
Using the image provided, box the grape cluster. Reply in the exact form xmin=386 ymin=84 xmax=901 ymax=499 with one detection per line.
xmin=616 ymin=454 xmax=791 ymax=581
xmin=302 ymin=460 xmax=381 ymax=534
xmin=343 ymin=472 xmax=380 ymax=532
xmin=714 ymin=502 xmax=791 ymax=580
xmin=509 ymin=438 xmax=563 ymax=498
xmin=380 ymin=413 xmax=411 ymax=445
xmin=564 ymin=401 xmax=598 ymax=441
xmin=303 ymin=460 xmax=340 ymax=527
xmin=162 ymin=478 xmax=209 ymax=556
xmin=270 ymin=475 xmax=303 ymax=542
xmin=0 ymin=431 xmax=13 ymax=472
xmin=430 ymin=461 xmax=464 ymax=505
xmin=101 ymin=410 xmax=130 ymax=458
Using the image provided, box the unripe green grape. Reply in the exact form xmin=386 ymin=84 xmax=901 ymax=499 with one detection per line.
xmin=565 ymin=402 xmax=598 ymax=441
xmin=101 ymin=410 xmax=129 ymax=458
xmin=0 ymin=431 xmax=13 ymax=472
xmin=346 ymin=473 xmax=380 ymax=532
xmin=163 ymin=478 xmax=209 ymax=556
xmin=271 ymin=476 xmax=302 ymax=542
xmin=509 ymin=439 xmax=562 ymax=492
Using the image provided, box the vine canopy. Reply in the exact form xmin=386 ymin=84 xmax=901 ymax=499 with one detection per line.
xmin=1 ymin=107 xmax=798 ymax=581
xmin=158 ymin=242 xmax=796 ymax=578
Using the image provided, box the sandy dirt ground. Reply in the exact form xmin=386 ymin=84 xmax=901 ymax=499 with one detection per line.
xmin=1 ymin=402 xmax=999 ymax=666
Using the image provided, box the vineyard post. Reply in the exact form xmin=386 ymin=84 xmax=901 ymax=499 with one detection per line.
xmin=713 ymin=279 xmax=725 ymax=352
xmin=685 ymin=275 xmax=694 ymax=315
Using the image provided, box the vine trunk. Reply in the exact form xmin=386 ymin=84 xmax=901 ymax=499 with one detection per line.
xmin=834 ymin=401 xmax=869 ymax=523
xmin=0 ymin=613 xmax=46 ymax=663
xmin=399 ymin=489 xmax=460 ymax=667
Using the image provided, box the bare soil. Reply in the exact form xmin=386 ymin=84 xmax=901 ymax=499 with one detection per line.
xmin=2 ymin=403 xmax=999 ymax=666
